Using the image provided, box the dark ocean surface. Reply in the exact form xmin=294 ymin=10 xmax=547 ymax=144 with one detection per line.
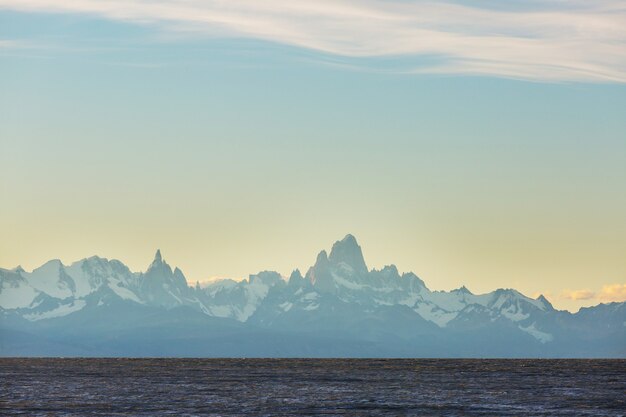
xmin=1 ymin=358 xmax=625 ymax=416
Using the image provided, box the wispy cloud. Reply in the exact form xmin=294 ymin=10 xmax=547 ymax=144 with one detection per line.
xmin=1 ymin=0 xmax=625 ymax=82
xmin=561 ymin=289 xmax=596 ymax=301
xmin=598 ymin=283 xmax=626 ymax=302
xmin=0 ymin=39 xmax=30 ymax=49
xmin=558 ymin=283 xmax=626 ymax=303
xmin=105 ymin=61 xmax=167 ymax=69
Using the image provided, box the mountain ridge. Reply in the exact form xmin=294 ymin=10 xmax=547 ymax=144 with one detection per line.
xmin=1 ymin=234 xmax=624 ymax=357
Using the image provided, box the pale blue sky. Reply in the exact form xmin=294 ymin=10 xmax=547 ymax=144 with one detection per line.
xmin=1 ymin=2 xmax=625 ymax=311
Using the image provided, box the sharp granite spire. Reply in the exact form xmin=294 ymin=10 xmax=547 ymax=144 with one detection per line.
xmin=147 ymin=249 xmax=165 ymax=271
xmin=328 ymin=234 xmax=368 ymax=275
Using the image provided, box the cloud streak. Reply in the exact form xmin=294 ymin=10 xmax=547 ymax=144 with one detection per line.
xmin=1 ymin=0 xmax=625 ymax=82
xmin=559 ymin=283 xmax=626 ymax=303
xmin=598 ymin=284 xmax=626 ymax=302
xmin=561 ymin=289 xmax=596 ymax=301
xmin=0 ymin=39 xmax=29 ymax=48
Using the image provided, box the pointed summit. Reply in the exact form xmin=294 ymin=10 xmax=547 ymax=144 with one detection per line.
xmin=147 ymin=249 xmax=167 ymax=272
xmin=536 ymin=294 xmax=555 ymax=311
xmin=306 ymin=250 xmax=336 ymax=293
xmin=315 ymin=249 xmax=329 ymax=266
xmin=290 ymin=269 xmax=303 ymax=279
xmin=455 ymin=285 xmax=472 ymax=295
xmin=328 ymin=234 xmax=368 ymax=275
xmin=288 ymin=269 xmax=303 ymax=286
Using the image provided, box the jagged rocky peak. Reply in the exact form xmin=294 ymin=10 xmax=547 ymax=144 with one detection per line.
xmin=39 ymin=259 xmax=64 ymax=271
xmin=154 ymin=249 xmax=163 ymax=264
xmin=328 ymin=234 xmax=368 ymax=275
xmin=536 ymin=294 xmax=555 ymax=311
xmin=455 ymin=285 xmax=472 ymax=295
xmin=306 ymin=250 xmax=336 ymax=293
xmin=374 ymin=264 xmax=400 ymax=279
xmin=308 ymin=250 xmax=329 ymax=278
xmin=146 ymin=249 xmax=172 ymax=273
xmin=173 ymin=267 xmax=188 ymax=287
xmin=381 ymin=264 xmax=398 ymax=274
xmin=138 ymin=250 xmax=194 ymax=307
xmin=315 ymin=250 xmax=329 ymax=266
xmin=141 ymin=250 xmax=175 ymax=287
xmin=78 ymin=255 xmax=110 ymax=271
xmin=249 ymin=270 xmax=283 ymax=286
xmin=288 ymin=269 xmax=304 ymax=286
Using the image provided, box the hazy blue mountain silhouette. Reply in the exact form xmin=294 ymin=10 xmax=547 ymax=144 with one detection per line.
xmin=1 ymin=235 xmax=624 ymax=357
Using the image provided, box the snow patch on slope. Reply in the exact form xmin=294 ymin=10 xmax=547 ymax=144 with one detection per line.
xmin=501 ymin=305 xmax=530 ymax=322
xmin=237 ymin=278 xmax=271 ymax=321
xmin=65 ymin=261 xmax=97 ymax=298
xmin=331 ymin=272 xmax=363 ymax=290
xmin=279 ymin=302 xmax=293 ymax=312
xmin=24 ymin=300 xmax=86 ymax=321
xmin=26 ymin=260 xmax=73 ymax=299
xmin=107 ymin=279 xmax=142 ymax=303
xmin=0 ymin=282 xmax=39 ymax=309
xmin=519 ymin=322 xmax=553 ymax=343
xmin=413 ymin=302 xmax=458 ymax=327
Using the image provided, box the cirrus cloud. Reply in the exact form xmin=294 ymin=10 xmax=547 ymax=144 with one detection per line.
xmin=0 ymin=0 xmax=625 ymax=82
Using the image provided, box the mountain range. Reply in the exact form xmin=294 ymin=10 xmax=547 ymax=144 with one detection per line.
xmin=1 ymin=235 xmax=624 ymax=357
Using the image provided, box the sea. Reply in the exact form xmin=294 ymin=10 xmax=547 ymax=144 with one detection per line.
xmin=1 ymin=358 xmax=625 ymax=416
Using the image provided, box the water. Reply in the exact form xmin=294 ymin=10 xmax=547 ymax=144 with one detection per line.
xmin=1 ymin=359 xmax=625 ymax=416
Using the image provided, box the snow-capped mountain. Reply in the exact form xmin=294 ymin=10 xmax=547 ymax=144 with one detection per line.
xmin=1 ymin=235 xmax=624 ymax=357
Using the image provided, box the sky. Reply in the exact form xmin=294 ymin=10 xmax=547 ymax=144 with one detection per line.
xmin=1 ymin=0 xmax=625 ymax=312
